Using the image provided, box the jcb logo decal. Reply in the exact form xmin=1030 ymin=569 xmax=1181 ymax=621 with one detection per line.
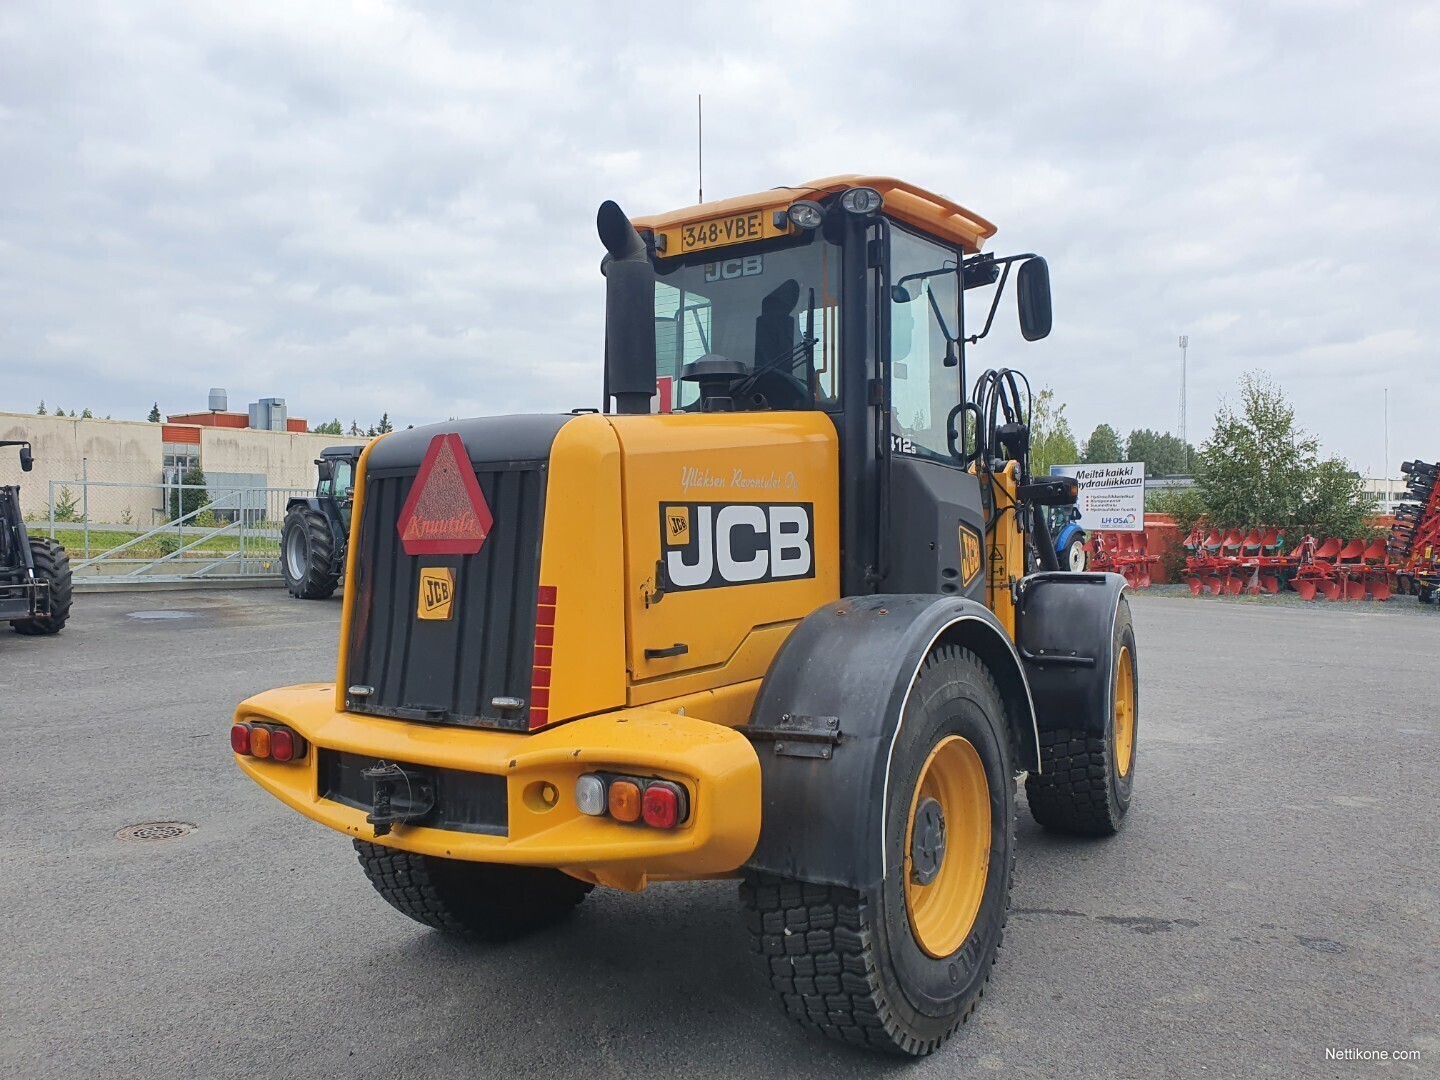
xmin=959 ymin=526 xmax=982 ymax=587
xmin=660 ymin=503 xmax=814 ymax=591
xmin=417 ymin=566 xmax=455 ymax=621
xmin=663 ymin=506 xmax=691 ymax=547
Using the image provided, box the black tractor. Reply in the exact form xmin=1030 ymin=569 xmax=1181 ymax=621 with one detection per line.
xmin=1 ymin=441 xmax=73 ymax=635
xmin=280 ymin=445 xmax=363 ymax=600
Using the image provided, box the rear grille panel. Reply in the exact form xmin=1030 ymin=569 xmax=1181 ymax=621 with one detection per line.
xmin=346 ymin=461 xmax=546 ymax=731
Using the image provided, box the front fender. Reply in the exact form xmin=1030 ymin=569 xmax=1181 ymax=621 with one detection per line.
xmin=1015 ymin=571 xmax=1128 ymax=735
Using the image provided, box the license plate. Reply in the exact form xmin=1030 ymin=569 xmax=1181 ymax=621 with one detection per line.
xmin=664 ymin=210 xmax=789 ymax=255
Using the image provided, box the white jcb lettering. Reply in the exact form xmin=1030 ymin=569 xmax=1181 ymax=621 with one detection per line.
xmin=666 ymin=506 xmax=713 ymax=587
xmin=767 ymin=505 xmax=811 ymax=578
xmin=715 ymin=505 xmax=768 ymax=582
xmin=664 ymin=502 xmax=814 ymax=589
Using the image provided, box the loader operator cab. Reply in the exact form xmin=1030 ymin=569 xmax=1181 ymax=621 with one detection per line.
xmin=621 ymin=176 xmax=1065 ymax=625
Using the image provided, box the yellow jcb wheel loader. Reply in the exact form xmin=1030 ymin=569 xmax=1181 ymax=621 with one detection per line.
xmin=232 ymin=175 xmax=1139 ymax=1056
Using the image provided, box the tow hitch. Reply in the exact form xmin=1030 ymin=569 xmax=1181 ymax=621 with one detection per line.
xmin=362 ymin=761 xmax=436 ymax=837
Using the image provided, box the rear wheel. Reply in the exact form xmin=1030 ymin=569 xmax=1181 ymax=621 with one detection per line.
xmin=1025 ymin=596 xmax=1137 ymax=835
xmin=12 ymin=537 xmax=72 ymax=635
xmin=741 ymin=646 xmax=1015 ymax=1056
xmin=281 ymin=505 xmax=341 ymax=600
xmin=353 ymin=841 xmax=592 ymax=941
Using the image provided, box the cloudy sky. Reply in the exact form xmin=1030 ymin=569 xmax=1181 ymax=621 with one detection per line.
xmin=2 ymin=1 xmax=1435 ymax=473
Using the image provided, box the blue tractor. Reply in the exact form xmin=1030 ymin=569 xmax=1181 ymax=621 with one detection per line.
xmin=1047 ymin=504 xmax=1088 ymax=571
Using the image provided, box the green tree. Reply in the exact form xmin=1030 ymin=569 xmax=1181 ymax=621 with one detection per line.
xmin=148 ymin=403 xmax=162 ymax=422
xmin=1196 ymin=372 xmax=1374 ymax=537
xmin=348 ymin=419 xmax=362 ymax=436
xmin=1029 ymin=387 xmax=1080 ymax=476
xmin=1124 ymin=429 xmax=1194 ymax=477
xmin=168 ymin=465 xmax=211 ymax=521
xmin=311 ymin=418 xmax=344 ymax=435
xmin=37 ymin=400 xmax=46 ymax=415
xmin=53 ymin=403 xmax=62 ymax=417
xmin=1082 ymin=423 xmax=1123 ymax=464
xmin=376 ymin=412 xmax=394 ymax=434
xmin=80 ymin=407 xmax=93 ymax=419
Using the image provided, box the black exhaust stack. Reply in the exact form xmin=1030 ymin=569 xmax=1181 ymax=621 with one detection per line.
xmin=597 ymin=200 xmax=657 ymax=415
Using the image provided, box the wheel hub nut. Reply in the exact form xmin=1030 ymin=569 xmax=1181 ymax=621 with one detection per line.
xmin=910 ymin=795 xmax=947 ymax=885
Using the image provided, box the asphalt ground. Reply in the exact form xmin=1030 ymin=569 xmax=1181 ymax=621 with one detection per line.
xmin=1 ymin=590 xmax=1436 ymax=1079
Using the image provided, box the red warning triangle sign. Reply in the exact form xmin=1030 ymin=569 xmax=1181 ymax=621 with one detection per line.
xmin=395 ymin=433 xmax=494 ymax=556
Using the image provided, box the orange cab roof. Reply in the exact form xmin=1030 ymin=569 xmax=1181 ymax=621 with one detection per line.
xmin=631 ymin=174 xmax=998 ymax=254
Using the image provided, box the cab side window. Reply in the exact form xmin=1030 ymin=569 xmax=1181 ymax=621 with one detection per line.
xmin=889 ymin=228 xmax=961 ymax=461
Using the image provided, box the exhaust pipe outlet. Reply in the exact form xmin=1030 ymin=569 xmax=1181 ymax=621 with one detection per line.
xmin=598 ymin=200 xmax=657 ymax=415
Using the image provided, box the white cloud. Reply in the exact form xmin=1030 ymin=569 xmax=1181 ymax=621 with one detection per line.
xmin=0 ymin=0 xmax=1436 ymax=474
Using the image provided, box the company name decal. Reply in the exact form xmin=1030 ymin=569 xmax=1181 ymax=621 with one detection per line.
xmin=679 ymin=466 xmax=800 ymax=495
xmin=661 ymin=502 xmax=814 ymax=591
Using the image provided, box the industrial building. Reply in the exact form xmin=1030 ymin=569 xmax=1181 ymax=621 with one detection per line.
xmin=0 ymin=391 xmax=352 ymax=526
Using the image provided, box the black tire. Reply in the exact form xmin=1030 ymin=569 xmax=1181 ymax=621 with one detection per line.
xmin=1025 ymin=596 xmax=1137 ymax=836
xmin=1061 ymin=536 xmax=1087 ymax=572
xmin=741 ymin=645 xmax=1016 ymax=1056
xmin=281 ymin=505 xmax=340 ymax=600
xmin=12 ymin=537 xmax=72 ymax=635
xmin=352 ymin=840 xmax=592 ymax=941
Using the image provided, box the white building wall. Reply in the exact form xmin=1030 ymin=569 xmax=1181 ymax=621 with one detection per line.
xmin=0 ymin=412 xmax=361 ymax=525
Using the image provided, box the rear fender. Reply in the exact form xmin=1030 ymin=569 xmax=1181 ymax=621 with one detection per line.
xmin=1015 ymin=571 xmax=1127 ymax=735
xmin=742 ymin=594 xmax=1038 ymax=891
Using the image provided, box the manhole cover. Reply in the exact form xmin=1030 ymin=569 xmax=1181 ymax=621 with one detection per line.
xmin=116 ymin=821 xmax=196 ymax=842
xmin=127 ymin=610 xmax=198 ymax=620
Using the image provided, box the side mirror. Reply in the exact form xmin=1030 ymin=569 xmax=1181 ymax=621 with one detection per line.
xmin=19 ymin=446 xmax=33 ymax=472
xmin=316 ymin=460 xmax=335 ymax=482
xmin=1016 ymin=257 xmax=1052 ymax=342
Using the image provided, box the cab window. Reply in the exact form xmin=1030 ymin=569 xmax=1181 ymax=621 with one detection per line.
xmin=889 ymin=227 xmax=961 ymax=461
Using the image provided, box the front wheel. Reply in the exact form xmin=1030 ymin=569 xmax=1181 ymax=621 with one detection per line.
xmin=1025 ymin=596 xmax=1138 ymax=835
xmin=741 ymin=645 xmax=1015 ymax=1056
xmin=1062 ymin=536 xmax=1087 ymax=572
xmin=12 ymin=537 xmax=72 ymax=635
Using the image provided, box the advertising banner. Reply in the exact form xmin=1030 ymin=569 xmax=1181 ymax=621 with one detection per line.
xmin=1051 ymin=462 xmax=1146 ymax=532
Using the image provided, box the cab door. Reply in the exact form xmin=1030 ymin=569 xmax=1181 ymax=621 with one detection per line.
xmin=883 ymin=226 xmax=988 ymax=602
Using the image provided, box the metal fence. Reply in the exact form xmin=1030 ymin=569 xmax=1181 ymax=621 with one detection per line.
xmin=40 ymin=480 xmax=310 ymax=582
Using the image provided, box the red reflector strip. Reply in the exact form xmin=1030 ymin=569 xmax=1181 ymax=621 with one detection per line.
xmin=530 ymin=586 xmax=558 ymax=730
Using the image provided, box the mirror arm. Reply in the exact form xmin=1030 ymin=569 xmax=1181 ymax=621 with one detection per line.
xmin=966 ymin=260 xmax=1012 ymax=345
xmin=963 ymin=251 xmax=1040 ymax=345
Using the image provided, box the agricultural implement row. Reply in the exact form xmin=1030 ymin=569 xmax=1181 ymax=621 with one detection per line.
xmin=1170 ymin=458 xmax=1439 ymax=601
xmin=1079 ymin=459 xmax=1440 ymax=603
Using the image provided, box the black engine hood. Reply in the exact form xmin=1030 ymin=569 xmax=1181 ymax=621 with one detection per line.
xmin=364 ymin=414 xmax=575 ymax=477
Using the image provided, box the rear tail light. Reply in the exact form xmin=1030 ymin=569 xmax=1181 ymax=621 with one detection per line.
xmin=575 ymin=773 xmax=689 ymax=829
xmin=641 ymin=782 xmax=683 ymax=829
xmin=608 ymin=779 xmax=642 ymax=822
xmin=270 ymin=727 xmax=307 ymax=762
xmin=231 ymin=721 xmax=306 ymax=763
xmin=575 ymin=774 xmax=607 ymax=816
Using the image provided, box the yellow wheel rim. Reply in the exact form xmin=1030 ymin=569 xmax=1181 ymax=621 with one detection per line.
xmin=1114 ymin=645 xmax=1135 ymax=778
xmin=903 ymin=735 xmax=991 ymax=959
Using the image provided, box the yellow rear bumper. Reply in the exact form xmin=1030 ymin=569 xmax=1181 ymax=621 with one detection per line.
xmin=234 ymin=685 xmax=762 ymax=890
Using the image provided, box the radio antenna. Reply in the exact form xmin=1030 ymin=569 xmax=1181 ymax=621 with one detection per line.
xmin=697 ymin=94 xmax=704 ymax=204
